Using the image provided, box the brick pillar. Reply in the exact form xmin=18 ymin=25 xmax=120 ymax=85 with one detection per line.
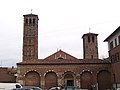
xmin=58 ymin=74 xmax=62 ymax=87
xmin=41 ymin=75 xmax=45 ymax=89
xmin=92 ymin=72 xmax=98 ymax=90
xmin=58 ymin=78 xmax=62 ymax=86
xmin=76 ymin=74 xmax=80 ymax=88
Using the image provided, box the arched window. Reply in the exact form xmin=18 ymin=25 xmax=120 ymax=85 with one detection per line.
xmin=29 ymin=18 xmax=32 ymax=24
xmin=58 ymin=57 xmax=64 ymax=59
xmin=33 ymin=18 xmax=35 ymax=25
xmin=88 ymin=36 xmax=90 ymax=42
xmin=25 ymin=18 xmax=28 ymax=24
xmin=92 ymin=36 xmax=94 ymax=43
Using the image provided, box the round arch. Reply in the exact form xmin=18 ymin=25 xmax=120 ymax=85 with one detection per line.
xmin=63 ymin=71 xmax=75 ymax=87
xmin=25 ymin=71 xmax=40 ymax=87
xmin=97 ymin=70 xmax=111 ymax=90
xmin=80 ymin=71 xmax=92 ymax=89
xmin=45 ymin=72 xmax=58 ymax=90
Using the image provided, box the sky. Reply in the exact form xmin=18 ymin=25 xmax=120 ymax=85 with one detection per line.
xmin=0 ymin=0 xmax=120 ymax=67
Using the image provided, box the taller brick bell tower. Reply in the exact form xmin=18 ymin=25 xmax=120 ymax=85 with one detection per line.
xmin=23 ymin=14 xmax=39 ymax=61
xmin=82 ymin=33 xmax=99 ymax=59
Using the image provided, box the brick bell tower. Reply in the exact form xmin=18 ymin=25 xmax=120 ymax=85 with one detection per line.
xmin=22 ymin=14 xmax=39 ymax=61
xmin=82 ymin=33 xmax=99 ymax=59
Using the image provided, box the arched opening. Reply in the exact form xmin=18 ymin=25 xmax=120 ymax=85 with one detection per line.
xmin=97 ymin=70 xmax=111 ymax=90
xmin=88 ymin=36 xmax=91 ymax=42
xmin=58 ymin=57 xmax=64 ymax=59
xmin=45 ymin=72 xmax=58 ymax=89
xmin=29 ymin=18 xmax=32 ymax=24
xmin=25 ymin=18 xmax=28 ymax=24
xmin=63 ymin=72 xmax=74 ymax=87
xmin=33 ymin=18 xmax=35 ymax=25
xmin=92 ymin=36 xmax=94 ymax=43
xmin=25 ymin=71 xmax=40 ymax=87
xmin=81 ymin=71 xmax=92 ymax=89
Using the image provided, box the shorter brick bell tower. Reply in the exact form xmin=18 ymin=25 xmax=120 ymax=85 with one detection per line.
xmin=82 ymin=33 xmax=99 ymax=59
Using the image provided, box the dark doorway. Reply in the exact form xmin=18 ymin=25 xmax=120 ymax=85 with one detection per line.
xmin=67 ymin=80 xmax=74 ymax=86
xmin=64 ymin=72 xmax=74 ymax=87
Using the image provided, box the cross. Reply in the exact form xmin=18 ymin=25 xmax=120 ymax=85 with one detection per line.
xmin=31 ymin=9 xmax=33 ymax=14
xmin=89 ymin=27 xmax=91 ymax=33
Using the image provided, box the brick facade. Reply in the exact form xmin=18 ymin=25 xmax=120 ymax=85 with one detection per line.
xmin=17 ymin=57 xmax=111 ymax=90
xmin=16 ymin=13 xmax=113 ymax=90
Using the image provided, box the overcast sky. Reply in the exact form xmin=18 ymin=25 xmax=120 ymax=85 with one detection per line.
xmin=0 ymin=0 xmax=120 ymax=67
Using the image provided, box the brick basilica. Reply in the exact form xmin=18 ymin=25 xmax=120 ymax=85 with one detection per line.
xmin=16 ymin=13 xmax=111 ymax=90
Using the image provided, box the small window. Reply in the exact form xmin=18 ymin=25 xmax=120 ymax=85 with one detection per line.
xmin=115 ymin=38 xmax=117 ymax=47
xmin=110 ymin=41 xmax=113 ymax=50
xmin=115 ymin=53 xmax=119 ymax=61
xmin=118 ymin=35 xmax=120 ymax=45
xmin=91 ymin=55 xmax=93 ymax=59
xmin=58 ymin=57 xmax=64 ymax=59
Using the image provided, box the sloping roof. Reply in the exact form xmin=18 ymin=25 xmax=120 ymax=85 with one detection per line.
xmin=44 ymin=49 xmax=78 ymax=60
xmin=17 ymin=58 xmax=110 ymax=65
xmin=17 ymin=50 xmax=110 ymax=65
xmin=82 ymin=32 xmax=98 ymax=38
xmin=104 ymin=26 xmax=120 ymax=41
xmin=23 ymin=13 xmax=38 ymax=17
xmin=17 ymin=50 xmax=111 ymax=65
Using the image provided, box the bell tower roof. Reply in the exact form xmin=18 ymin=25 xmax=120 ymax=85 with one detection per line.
xmin=23 ymin=13 xmax=38 ymax=16
xmin=82 ymin=32 xmax=98 ymax=38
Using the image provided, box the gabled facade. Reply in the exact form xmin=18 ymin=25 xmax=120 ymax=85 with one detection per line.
xmin=44 ymin=50 xmax=77 ymax=60
xmin=17 ymin=13 xmax=112 ymax=90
